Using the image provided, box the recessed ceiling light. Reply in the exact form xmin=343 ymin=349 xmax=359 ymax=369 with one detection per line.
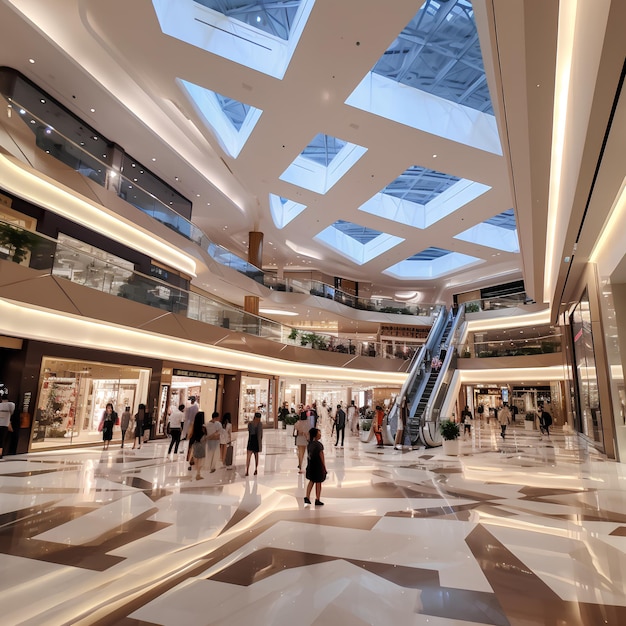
xmin=28 ymin=58 xmax=35 ymax=64
xmin=90 ymin=108 xmax=95 ymax=113
xmin=174 ymin=176 xmax=179 ymax=181
xmin=207 ymin=202 xmax=211 ymax=206
xmin=40 ymin=98 xmax=45 ymax=104
xmin=152 ymin=158 xmax=156 ymax=162
xmin=432 ymin=154 xmax=437 ymax=158
xmin=196 ymin=194 xmax=200 ymax=197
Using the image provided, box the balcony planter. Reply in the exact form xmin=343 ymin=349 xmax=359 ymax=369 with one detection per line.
xmin=442 ymin=438 xmax=460 ymax=455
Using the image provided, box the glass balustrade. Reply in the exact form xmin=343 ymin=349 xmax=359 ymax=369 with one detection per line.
xmin=460 ymin=334 xmax=562 ymax=358
xmin=1 ymin=221 xmax=413 ymax=359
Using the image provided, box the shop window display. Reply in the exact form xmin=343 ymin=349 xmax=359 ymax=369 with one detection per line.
xmin=31 ymin=358 xmax=151 ymax=450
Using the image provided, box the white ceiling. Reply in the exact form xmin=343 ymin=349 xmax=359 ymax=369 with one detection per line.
xmin=0 ymin=0 xmax=622 ymax=320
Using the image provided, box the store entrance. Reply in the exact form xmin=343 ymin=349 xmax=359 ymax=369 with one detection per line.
xmin=169 ymin=371 xmax=218 ymax=427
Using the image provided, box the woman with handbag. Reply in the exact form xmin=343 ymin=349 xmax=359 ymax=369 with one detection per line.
xmin=98 ymin=403 xmax=118 ymax=450
xmin=294 ymin=412 xmax=310 ymax=473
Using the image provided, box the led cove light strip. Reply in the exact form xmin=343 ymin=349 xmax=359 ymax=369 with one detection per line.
xmin=0 ymin=154 xmax=197 ymax=277
xmin=0 ymin=298 xmax=407 ymax=386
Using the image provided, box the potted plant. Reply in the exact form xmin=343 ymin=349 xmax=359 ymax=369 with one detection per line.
xmin=0 ymin=222 xmax=37 ymax=264
xmin=524 ymin=412 xmax=535 ymax=430
xmin=440 ymin=419 xmax=460 ymax=455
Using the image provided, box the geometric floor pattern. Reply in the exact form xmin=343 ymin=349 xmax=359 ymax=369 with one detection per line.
xmin=1 ymin=421 xmax=625 ymax=625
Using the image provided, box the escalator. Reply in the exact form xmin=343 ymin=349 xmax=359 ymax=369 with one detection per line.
xmin=387 ymin=305 xmax=465 ymax=447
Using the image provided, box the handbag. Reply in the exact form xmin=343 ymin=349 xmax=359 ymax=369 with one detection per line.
xmin=192 ymin=440 xmax=206 ymax=458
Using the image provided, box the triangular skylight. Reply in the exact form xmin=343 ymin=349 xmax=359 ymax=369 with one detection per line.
xmin=269 ymin=194 xmax=307 ymax=229
xmin=280 ymin=133 xmax=367 ymax=194
xmin=384 ymin=246 xmax=483 ymax=279
xmin=345 ymin=0 xmax=501 ymax=154
xmin=454 ymin=208 xmax=519 ymax=252
xmin=359 ymin=165 xmax=490 ymax=229
xmin=152 ymin=0 xmax=314 ymax=79
xmin=314 ymin=220 xmax=404 ymax=265
xmin=179 ymin=80 xmax=262 ymax=158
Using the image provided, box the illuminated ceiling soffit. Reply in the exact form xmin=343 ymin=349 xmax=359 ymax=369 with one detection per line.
xmin=152 ymin=0 xmax=315 ymax=79
xmin=269 ymin=194 xmax=307 ymax=229
xmin=359 ymin=164 xmax=491 ymax=229
xmin=345 ymin=0 xmax=501 ymax=154
xmin=314 ymin=220 xmax=404 ymax=265
xmin=454 ymin=208 xmax=520 ymax=252
xmin=384 ymin=246 xmax=483 ymax=280
xmin=279 ymin=133 xmax=368 ymax=194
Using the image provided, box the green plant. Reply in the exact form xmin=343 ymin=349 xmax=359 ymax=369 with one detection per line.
xmin=360 ymin=419 xmax=372 ymax=431
xmin=465 ymin=302 xmax=480 ymax=313
xmin=288 ymin=328 xmax=299 ymax=341
xmin=439 ymin=419 xmax=460 ymax=440
xmin=525 ymin=412 xmax=535 ymax=421
xmin=0 ymin=223 xmax=37 ymax=264
xmin=284 ymin=414 xmax=298 ymax=426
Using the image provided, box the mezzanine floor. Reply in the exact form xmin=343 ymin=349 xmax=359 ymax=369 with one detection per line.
xmin=0 ymin=420 xmax=624 ymax=625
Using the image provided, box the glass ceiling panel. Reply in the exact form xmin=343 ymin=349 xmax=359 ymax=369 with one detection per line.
xmin=383 ymin=165 xmax=461 ymax=205
xmin=372 ymin=0 xmax=493 ymax=114
xmin=301 ymin=134 xmax=347 ymax=166
xmin=408 ymin=247 xmax=450 ymax=261
xmin=333 ymin=220 xmax=382 ymax=244
xmin=194 ymin=0 xmax=302 ymax=40
xmin=484 ymin=208 xmax=516 ymax=230
xmin=214 ymin=94 xmax=250 ymax=131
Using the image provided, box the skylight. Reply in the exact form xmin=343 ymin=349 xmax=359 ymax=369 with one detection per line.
xmin=372 ymin=0 xmax=493 ymax=114
xmin=384 ymin=246 xmax=483 ymax=279
xmin=345 ymin=0 xmax=501 ymax=154
xmin=194 ymin=0 xmax=298 ymax=40
xmin=454 ymin=208 xmax=519 ymax=252
xmin=314 ymin=220 xmax=404 ymax=265
xmin=179 ymin=80 xmax=262 ymax=158
xmin=152 ymin=0 xmax=314 ymax=79
xmin=280 ymin=133 xmax=367 ymax=194
xmin=269 ymin=194 xmax=307 ymax=229
xmin=359 ymin=165 xmax=491 ymax=229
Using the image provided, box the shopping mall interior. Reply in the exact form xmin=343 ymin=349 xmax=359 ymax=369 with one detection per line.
xmin=0 ymin=0 xmax=625 ymax=624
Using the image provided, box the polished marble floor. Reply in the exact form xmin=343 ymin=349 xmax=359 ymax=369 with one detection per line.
xmin=1 ymin=421 xmax=625 ymax=625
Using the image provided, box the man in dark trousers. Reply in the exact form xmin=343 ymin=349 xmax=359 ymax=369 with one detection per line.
xmin=539 ymin=406 xmax=553 ymax=437
xmin=334 ymin=404 xmax=346 ymax=447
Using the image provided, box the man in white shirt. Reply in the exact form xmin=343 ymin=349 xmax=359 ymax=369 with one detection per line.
xmin=347 ymin=400 xmax=358 ymax=435
xmin=167 ymin=404 xmax=185 ymax=455
xmin=205 ymin=412 xmax=223 ymax=473
xmin=182 ymin=396 xmax=199 ymax=439
xmin=0 ymin=385 xmax=16 ymax=460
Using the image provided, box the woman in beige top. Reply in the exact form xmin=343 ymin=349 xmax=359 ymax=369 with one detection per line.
xmin=294 ymin=413 xmax=310 ymax=473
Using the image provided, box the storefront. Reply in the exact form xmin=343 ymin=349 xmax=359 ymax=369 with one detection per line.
xmin=239 ymin=374 xmax=274 ymax=430
xmin=31 ymin=356 xmax=152 ymax=449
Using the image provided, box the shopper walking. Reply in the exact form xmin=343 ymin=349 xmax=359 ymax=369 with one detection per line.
xmin=461 ymin=405 xmax=473 ymax=438
xmin=294 ymin=411 xmax=310 ymax=473
xmin=132 ymin=404 xmax=147 ymax=449
xmin=304 ymin=428 xmax=327 ymax=506
xmin=334 ymin=404 xmax=346 ymax=447
xmin=99 ymin=403 xmax=118 ymax=450
xmin=220 ymin=412 xmax=232 ymax=466
xmin=499 ymin=403 xmax=512 ymax=439
xmin=539 ymin=406 xmax=553 ymax=437
xmin=245 ymin=412 xmax=263 ymax=476
xmin=167 ymin=403 xmax=185 ymax=455
xmin=120 ymin=406 xmax=131 ymax=448
xmin=347 ymin=400 xmax=358 ymax=435
xmin=182 ymin=396 xmax=199 ymax=440
xmin=187 ymin=411 xmax=206 ymax=468
xmin=205 ymin=412 xmax=222 ymax=473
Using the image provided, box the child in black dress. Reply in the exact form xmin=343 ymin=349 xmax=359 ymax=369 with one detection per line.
xmin=304 ymin=428 xmax=327 ymax=506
